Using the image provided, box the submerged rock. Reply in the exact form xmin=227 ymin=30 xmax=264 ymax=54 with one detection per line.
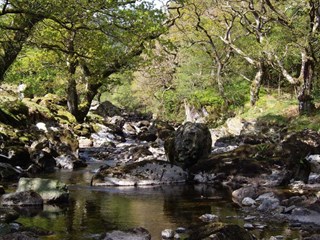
xmin=101 ymin=227 xmax=151 ymax=240
xmin=91 ymin=160 xmax=188 ymax=186
xmin=16 ymin=177 xmax=69 ymax=203
xmin=188 ymin=222 xmax=255 ymax=240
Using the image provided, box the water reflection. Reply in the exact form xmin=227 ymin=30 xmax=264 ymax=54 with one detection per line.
xmin=17 ymin=166 xmax=300 ymax=239
xmin=17 ymin=182 xmax=242 ymax=240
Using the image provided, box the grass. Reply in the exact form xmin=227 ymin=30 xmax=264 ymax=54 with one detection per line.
xmin=239 ymin=92 xmax=320 ymax=132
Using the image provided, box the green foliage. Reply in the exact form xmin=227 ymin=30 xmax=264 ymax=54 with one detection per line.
xmin=5 ymin=48 xmax=65 ymax=97
xmin=107 ymin=79 xmax=144 ymax=112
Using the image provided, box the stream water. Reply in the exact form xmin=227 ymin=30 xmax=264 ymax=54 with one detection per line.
xmin=15 ymin=159 xmax=300 ymax=240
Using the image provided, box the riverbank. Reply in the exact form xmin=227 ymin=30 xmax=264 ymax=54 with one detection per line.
xmin=1 ymin=91 xmax=320 ymax=239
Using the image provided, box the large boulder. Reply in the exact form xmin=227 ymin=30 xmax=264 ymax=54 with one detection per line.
xmin=91 ymin=160 xmax=188 ymax=186
xmin=95 ymin=100 xmax=122 ymax=118
xmin=165 ymin=122 xmax=212 ymax=169
xmin=280 ymin=130 xmax=320 ymax=185
xmin=16 ymin=178 xmax=69 ymax=203
xmin=0 ymin=191 xmax=43 ymax=206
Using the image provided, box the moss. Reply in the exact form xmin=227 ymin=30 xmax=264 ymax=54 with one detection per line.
xmin=56 ymin=109 xmax=76 ymax=124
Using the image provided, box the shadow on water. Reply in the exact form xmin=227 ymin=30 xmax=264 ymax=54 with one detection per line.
xmin=16 ymin=163 xmax=300 ymax=240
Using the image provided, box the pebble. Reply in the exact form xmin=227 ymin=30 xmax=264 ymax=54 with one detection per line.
xmin=244 ymin=216 xmax=256 ymax=221
xmin=175 ymin=227 xmax=186 ymax=233
xmin=199 ymin=213 xmax=219 ymax=222
xmin=244 ymin=223 xmax=254 ymax=229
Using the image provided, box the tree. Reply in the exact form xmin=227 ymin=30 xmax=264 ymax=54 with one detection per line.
xmin=27 ymin=0 xmax=167 ymax=122
xmin=0 ymin=0 xmax=47 ymax=80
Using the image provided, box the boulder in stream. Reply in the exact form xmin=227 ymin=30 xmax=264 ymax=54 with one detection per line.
xmin=16 ymin=177 xmax=69 ymax=203
xmin=0 ymin=208 xmax=19 ymax=223
xmin=165 ymin=122 xmax=212 ymax=169
xmin=91 ymin=160 xmax=188 ymax=186
xmin=0 ymin=191 xmax=43 ymax=206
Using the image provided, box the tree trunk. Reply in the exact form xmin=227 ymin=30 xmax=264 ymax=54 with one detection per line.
xmin=298 ymin=54 xmax=315 ymax=114
xmin=77 ymin=82 xmax=102 ymax=123
xmin=250 ymin=62 xmax=264 ymax=106
xmin=66 ymin=77 xmax=80 ymax=120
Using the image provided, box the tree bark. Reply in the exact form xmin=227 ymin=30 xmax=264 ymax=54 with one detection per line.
xmin=250 ymin=62 xmax=264 ymax=106
xmin=298 ymin=50 xmax=315 ymax=114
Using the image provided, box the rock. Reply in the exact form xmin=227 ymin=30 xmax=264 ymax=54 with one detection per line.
xmin=188 ymin=223 xmax=255 ymax=240
xmin=108 ymin=115 xmax=125 ymax=128
xmin=190 ymin=144 xmax=273 ymax=179
xmin=226 ymin=117 xmax=245 ymax=135
xmin=91 ymin=160 xmax=188 ymax=186
xmin=193 ymin=172 xmax=217 ymax=183
xmin=55 ymin=154 xmax=87 ymax=170
xmin=36 ymin=122 xmax=47 ymax=132
xmin=73 ymin=123 xmax=93 ymax=137
xmin=257 ymin=197 xmax=280 ymax=212
xmin=256 ymin=192 xmax=275 ymax=202
xmin=129 ymin=146 xmax=153 ymax=162
xmin=306 ymin=154 xmax=320 ymax=174
xmin=137 ymin=131 xmax=157 ymax=142
xmin=161 ymin=229 xmax=175 ymax=239
xmin=175 ymin=227 xmax=186 ymax=233
xmin=199 ymin=214 xmax=219 ymax=222
xmin=306 ymin=234 xmax=320 ymax=240
xmin=0 ymin=191 xmax=43 ymax=206
xmin=16 ymin=177 xmax=69 ymax=203
xmin=0 ymin=208 xmax=19 ymax=223
xmin=289 ymin=207 xmax=320 ymax=225
xmin=242 ymin=197 xmax=256 ymax=206
xmin=154 ymin=120 xmax=175 ymax=141
xmin=243 ymin=223 xmax=254 ymax=229
xmin=165 ymin=122 xmax=212 ymax=169
xmin=30 ymin=150 xmax=56 ymax=173
xmin=0 ymin=186 xmax=4 ymax=195
xmin=269 ymin=235 xmax=284 ymax=240
xmin=92 ymin=123 xmax=124 ymax=141
xmin=232 ymin=186 xmax=258 ymax=203
xmin=280 ymin=130 xmax=320 ymax=185
xmin=0 ymin=223 xmax=11 ymax=236
xmin=0 ymin=145 xmax=31 ymax=169
xmin=0 ymin=163 xmax=23 ymax=181
xmin=101 ymin=227 xmax=151 ymax=240
xmin=123 ymin=122 xmax=137 ymax=136
xmin=78 ymin=138 xmax=93 ymax=148
xmin=95 ymin=100 xmax=122 ymax=118
xmin=0 ymin=232 xmax=39 ymax=240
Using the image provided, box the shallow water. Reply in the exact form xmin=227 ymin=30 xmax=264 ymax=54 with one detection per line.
xmin=16 ymin=161 xmax=300 ymax=240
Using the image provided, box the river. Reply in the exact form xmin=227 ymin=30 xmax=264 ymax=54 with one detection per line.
xmin=15 ymin=158 xmax=300 ymax=239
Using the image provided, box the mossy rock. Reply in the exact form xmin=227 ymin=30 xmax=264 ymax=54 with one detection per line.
xmin=0 ymin=101 xmax=29 ymax=127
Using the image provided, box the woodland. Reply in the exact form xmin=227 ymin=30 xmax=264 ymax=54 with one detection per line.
xmin=1 ymin=0 xmax=320 ymax=124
